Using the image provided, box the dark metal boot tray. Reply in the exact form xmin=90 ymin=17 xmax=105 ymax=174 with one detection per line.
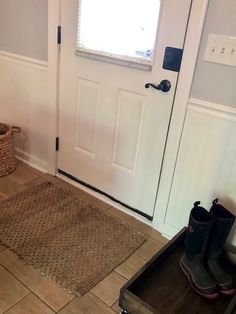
xmin=119 ymin=228 xmax=236 ymax=314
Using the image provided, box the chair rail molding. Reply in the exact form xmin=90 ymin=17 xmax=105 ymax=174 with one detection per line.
xmin=0 ymin=50 xmax=48 ymax=70
xmin=189 ymin=97 xmax=236 ymax=122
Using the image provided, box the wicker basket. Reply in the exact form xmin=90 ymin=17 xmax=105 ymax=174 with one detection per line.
xmin=0 ymin=123 xmax=21 ymax=177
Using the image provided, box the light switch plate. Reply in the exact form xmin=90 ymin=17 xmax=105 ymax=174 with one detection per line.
xmin=204 ymin=34 xmax=236 ymax=66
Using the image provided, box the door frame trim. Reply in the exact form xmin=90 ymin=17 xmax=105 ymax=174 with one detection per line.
xmin=152 ymin=0 xmax=209 ymax=237
xmin=48 ymin=0 xmax=61 ymax=175
xmin=48 ymin=0 xmax=209 ymax=238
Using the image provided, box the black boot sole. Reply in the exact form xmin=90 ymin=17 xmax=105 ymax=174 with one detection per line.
xmin=180 ymin=257 xmax=219 ymax=299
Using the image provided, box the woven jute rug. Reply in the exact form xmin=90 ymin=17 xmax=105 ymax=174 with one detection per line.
xmin=0 ymin=182 xmax=145 ymax=296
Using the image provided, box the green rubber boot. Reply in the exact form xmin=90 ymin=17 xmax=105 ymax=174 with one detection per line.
xmin=207 ymin=199 xmax=236 ymax=295
xmin=180 ymin=201 xmax=219 ymax=299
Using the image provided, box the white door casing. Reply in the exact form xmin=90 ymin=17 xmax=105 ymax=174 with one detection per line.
xmin=153 ymin=0 xmax=209 ymax=237
xmin=58 ymin=0 xmax=192 ymax=218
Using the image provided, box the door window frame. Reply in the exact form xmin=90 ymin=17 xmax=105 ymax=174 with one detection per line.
xmin=76 ymin=0 xmax=161 ymax=70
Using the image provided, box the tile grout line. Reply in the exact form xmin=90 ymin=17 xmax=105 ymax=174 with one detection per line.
xmin=134 ymin=251 xmax=149 ymax=261
xmin=90 ymin=290 xmax=118 ymax=312
xmin=89 ymin=271 xmax=128 ymax=310
xmin=1 ymin=292 xmax=31 ymax=314
xmin=8 ymin=175 xmax=40 ymax=186
xmin=23 ymin=177 xmax=42 ymax=185
xmin=111 ymin=299 xmax=120 ymax=312
xmin=113 ymin=270 xmax=129 ymax=281
xmin=0 ymin=192 xmax=6 ymax=198
xmin=0 ymin=247 xmax=8 ymax=254
xmin=55 ymin=296 xmax=78 ymax=314
xmin=133 ymin=252 xmax=148 ymax=262
xmin=0 ymin=262 xmax=58 ymax=313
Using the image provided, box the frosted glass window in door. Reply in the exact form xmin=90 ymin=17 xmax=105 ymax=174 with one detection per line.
xmin=77 ymin=0 xmax=160 ymax=64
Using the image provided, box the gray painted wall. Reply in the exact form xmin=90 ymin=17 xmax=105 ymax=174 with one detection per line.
xmin=0 ymin=0 xmax=48 ymax=61
xmin=190 ymin=0 xmax=236 ymax=107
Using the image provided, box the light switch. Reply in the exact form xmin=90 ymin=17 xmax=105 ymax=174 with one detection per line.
xmin=204 ymin=34 xmax=236 ymax=66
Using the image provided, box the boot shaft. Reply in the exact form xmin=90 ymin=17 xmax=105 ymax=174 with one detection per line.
xmin=206 ymin=199 xmax=236 ymax=295
xmin=185 ymin=202 xmax=214 ymax=261
xmin=183 ymin=200 xmax=236 ymax=297
xmin=208 ymin=199 xmax=235 ymax=253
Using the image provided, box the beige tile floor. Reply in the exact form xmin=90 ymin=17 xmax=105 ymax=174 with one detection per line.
xmin=0 ymin=161 xmax=168 ymax=314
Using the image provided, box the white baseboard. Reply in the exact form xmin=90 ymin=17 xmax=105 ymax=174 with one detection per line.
xmin=15 ymin=148 xmax=47 ymax=174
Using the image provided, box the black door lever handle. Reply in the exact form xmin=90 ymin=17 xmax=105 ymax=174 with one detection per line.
xmin=145 ymin=83 xmax=161 ymax=90
xmin=145 ymin=80 xmax=171 ymax=92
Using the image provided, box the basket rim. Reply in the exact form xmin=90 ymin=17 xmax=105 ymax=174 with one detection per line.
xmin=0 ymin=123 xmax=11 ymax=138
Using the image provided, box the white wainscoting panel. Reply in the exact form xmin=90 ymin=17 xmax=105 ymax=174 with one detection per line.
xmin=163 ymin=98 xmax=236 ymax=246
xmin=0 ymin=51 xmax=48 ymax=172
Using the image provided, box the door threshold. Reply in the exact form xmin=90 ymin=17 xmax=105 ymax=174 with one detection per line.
xmin=58 ymin=169 xmax=153 ymax=221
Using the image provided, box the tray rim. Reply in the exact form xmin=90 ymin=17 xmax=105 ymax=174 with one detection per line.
xmin=119 ymin=226 xmax=236 ymax=314
xmin=119 ymin=227 xmax=186 ymax=313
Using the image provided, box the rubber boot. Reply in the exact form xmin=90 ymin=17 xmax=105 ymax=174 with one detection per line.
xmin=180 ymin=201 xmax=219 ymax=299
xmin=207 ymin=199 xmax=236 ymax=295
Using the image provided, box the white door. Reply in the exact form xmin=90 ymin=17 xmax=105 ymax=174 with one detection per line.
xmin=58 ymin=0 xmax=192 ymax=219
